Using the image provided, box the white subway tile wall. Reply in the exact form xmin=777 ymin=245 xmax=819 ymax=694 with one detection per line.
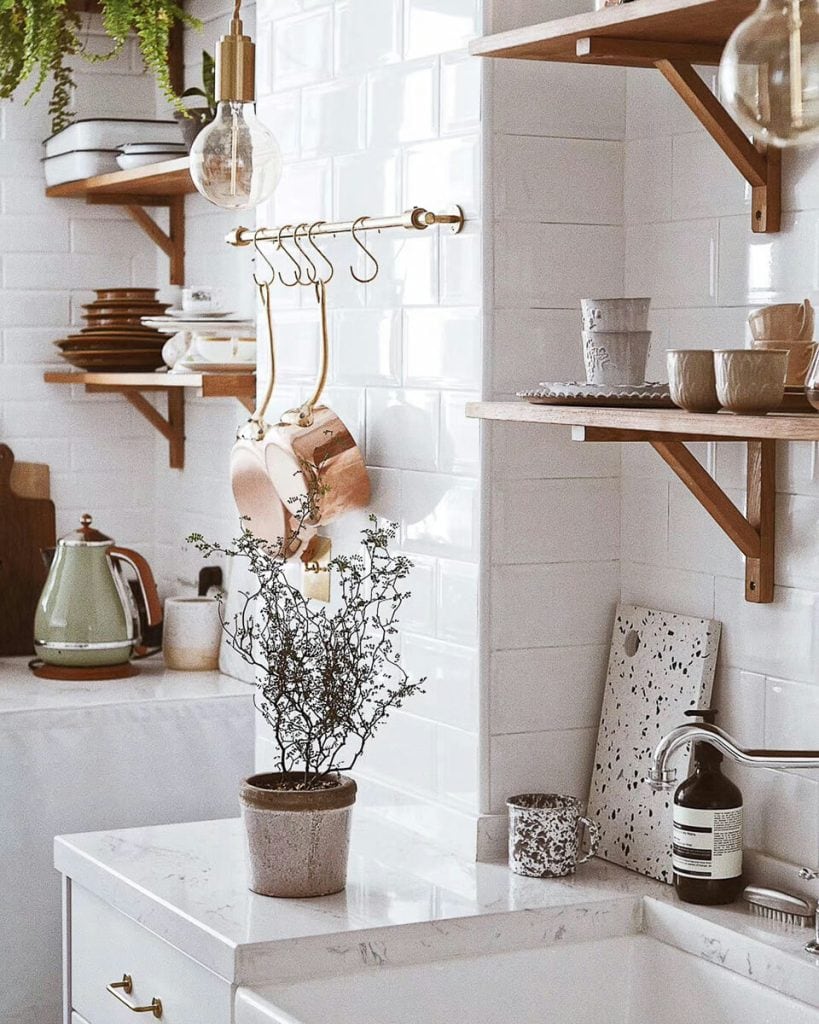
xmin=253 ymin=0 xmax=483 ymax=829
xmin=623 ymin=64 xmax=819 ymax=867
xmin=151 ymin=0 xmax=256 ymax=598
xmin=481 ymin=4 xmax=626 ymax=829
xmin=0 ymin=17 xmax=161 ymax=559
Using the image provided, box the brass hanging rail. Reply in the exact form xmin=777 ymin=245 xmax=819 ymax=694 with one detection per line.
xmin=225 ymin=205 xmax=465 ymax=247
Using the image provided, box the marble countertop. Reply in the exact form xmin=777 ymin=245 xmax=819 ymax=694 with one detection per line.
xmin=0 ymin=655 xmax=251 ymax=716
xmin=55 ymin=813 xmax=819 ymax=1007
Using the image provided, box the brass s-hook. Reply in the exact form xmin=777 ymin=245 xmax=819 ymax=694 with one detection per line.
xmin=307 ymin=221 xmax=335 ymax=284
xmin=252 ymin=227 xmax=276 ymax=288
xmin=276 ymin=225 xmax=302 ymax=287
xmin=293 ymin=223 xmax=318 ymax=284
xmin=350 ymin=216 xmax=379 ymax=284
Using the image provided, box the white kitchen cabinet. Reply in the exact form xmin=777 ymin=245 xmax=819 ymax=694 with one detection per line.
xmin=65 ymin=882 xmax=231 ymax=1024
xmin=1 ymin=657 xmax=253 ymax=1024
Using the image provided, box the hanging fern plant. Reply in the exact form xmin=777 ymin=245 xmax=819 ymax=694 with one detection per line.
xmin=0 ymin=0 xmax=201 ymax=134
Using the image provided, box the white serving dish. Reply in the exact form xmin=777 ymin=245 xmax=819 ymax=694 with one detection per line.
xmin=44 ymin=118 xmax=180 ymax=158
xmin=42 ymin=149 xmax=119 ymax=186
xmin=119 ymin=141 xmax=187 ymax=154
xmin=116 ymin=151 xmax=187 ymax=170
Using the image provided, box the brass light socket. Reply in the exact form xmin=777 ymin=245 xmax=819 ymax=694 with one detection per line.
xmin=217 ymin=17 xmax=255 ymax=103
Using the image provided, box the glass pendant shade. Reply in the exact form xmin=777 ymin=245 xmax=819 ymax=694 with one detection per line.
xmin=190 ymin=101 xmax=282 ymax=210
xmin=719 ymin=0 xmax=819 ymax=148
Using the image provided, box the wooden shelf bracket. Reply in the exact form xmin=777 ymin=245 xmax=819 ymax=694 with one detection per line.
xmin=574 ymin=427 xmax=775 ymax=602
xmin=123 ymin=197 xmax=186 ymax=285
xmin=655 ymin=59 xmax=781 ymax=234
xmin=86 ymin=385 xmax=186 ymax=469
xmin=574 ymin=44 xmax=782 ymax=233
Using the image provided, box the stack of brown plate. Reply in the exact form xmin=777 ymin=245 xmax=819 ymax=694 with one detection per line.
xmin=55 ymin=288 xmax=170 ymax=371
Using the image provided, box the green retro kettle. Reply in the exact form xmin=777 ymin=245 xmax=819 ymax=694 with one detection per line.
xmin=34 ymin=514 xmax=162 ymax=669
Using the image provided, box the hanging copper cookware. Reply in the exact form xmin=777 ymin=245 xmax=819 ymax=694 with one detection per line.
xmin=230 ymin=277 xmax=369 ymax=558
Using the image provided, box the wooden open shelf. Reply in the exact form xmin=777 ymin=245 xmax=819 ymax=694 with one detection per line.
xmin=45 ymin=370 xmax=256 ymax=470
xmin=471 ymin=0 xmax=781 ymax=233
xmin=46 ymin=159 xmax=195 ymax=284
xmin=466 ymin=402 xmax=819 ymax=441
xmin=45 ymin=158 xmax=194 ymax=200
xmin=467 ymin=401 xmax=819 ymax=605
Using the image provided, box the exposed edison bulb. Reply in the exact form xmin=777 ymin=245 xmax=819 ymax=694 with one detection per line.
xmin=719 ymin=0 xmax=819 ymax=148
xmin=190 ymin=100 xmax=282 ymax=210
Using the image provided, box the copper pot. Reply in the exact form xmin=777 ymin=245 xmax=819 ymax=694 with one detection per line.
xmin=230 ymin=280 xmax=369 ymax=559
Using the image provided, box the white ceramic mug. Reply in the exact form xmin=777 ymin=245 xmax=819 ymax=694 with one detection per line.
xmin=182 ymin=286 xmax=218 ymax=314
xmin=163 ymin=596 xmax=222 ymax=671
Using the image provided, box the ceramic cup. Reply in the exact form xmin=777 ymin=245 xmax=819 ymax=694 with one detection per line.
xmin=752 ymin=339 xmax=817 ymax=387
xmin=714 ymin=349 xmax=788 ymax=415
xmin=163 ymin=596 xmax=222 ymax=670
xmin=582 ymin=330 xmax=651 ymax=385
xmin=182 ymin=285 xmax=218 ymax=314
xmin=507 ymin=793 xmax=601 ymax=879
xmin=581 ymin=297 xmax=651 ymax=333
xmin=667 ymin=350 xmax=720 ymax=413
xmin=748 ymin=300 xmax=814 ymax=342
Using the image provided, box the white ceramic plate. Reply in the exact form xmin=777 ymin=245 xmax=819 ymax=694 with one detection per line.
xmin=141 ymin=316 xmax=255 ymax=335
xmin=521 ymin=382 xmax=674 ymax=408
xmin=164 ymin=308 xmax=236 ymax=320
xmin=173 ymin=361 xmax=256 ymax=374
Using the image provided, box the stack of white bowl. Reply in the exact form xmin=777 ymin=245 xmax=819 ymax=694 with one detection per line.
xmin=581 ymin=298 xmax=651 ymax=386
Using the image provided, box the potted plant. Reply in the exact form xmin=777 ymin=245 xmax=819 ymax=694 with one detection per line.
xmin=0 ymin=1 xmax=198 ymax=134
xmin=188 ymin=514 xmax=425 ymax=898
xmin=176 ymin=50 xmax=216 ymax=151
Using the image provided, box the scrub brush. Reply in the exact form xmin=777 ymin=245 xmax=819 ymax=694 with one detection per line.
xmin=743 ymin=886 xmax=813 ymax=927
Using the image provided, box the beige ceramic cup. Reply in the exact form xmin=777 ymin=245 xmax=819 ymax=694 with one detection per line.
xmin=667 ymin=350 xmax=720 ymax=413
xmin=714 ymin=350 xmax=788 ymax=414
xmin=748 ymin=300 xmax=814 ymax=341
xmin=752 ymin=339 xmax=817 ymax=387
xmin=163 ymin=596 xmax=222 ymax=670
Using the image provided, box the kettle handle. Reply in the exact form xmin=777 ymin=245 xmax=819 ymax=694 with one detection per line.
xmin=109 ymin=547 xmax=163 ymax=629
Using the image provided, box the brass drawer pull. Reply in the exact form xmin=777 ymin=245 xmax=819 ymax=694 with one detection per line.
xmin=106 ymin=974 xmax=163 ymax=1018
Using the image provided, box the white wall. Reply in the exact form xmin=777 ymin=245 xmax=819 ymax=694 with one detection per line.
xmin=621 ymin=66 xmax=819 ymax=872
xmin=252 ymin=0 xmax=484 ymax=853
xmin=150 ymin=0 xmax=256 ymax=598
xmin=0 ymin=18 xmax=161 ymax=560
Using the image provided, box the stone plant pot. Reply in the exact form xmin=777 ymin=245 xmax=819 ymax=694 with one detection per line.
xmin=240 ymin=772 xmax=357 ymax=897
xmin=175 ymin=108 xmax=212 ymax=152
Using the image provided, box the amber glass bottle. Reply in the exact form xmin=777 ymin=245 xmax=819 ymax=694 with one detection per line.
xmin=672 ymin=709 xmax=744 ymax=906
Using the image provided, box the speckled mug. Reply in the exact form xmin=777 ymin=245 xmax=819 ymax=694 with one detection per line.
xmin=507 ymin=794 xmax=601 ymax=878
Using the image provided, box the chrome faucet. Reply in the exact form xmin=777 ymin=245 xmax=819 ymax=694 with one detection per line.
xmin=646 ymin=721 xmax=819 ymax=791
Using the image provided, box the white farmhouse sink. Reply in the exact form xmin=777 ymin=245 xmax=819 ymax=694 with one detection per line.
xmin=237 ymin=933 xmax=819 ymax=1024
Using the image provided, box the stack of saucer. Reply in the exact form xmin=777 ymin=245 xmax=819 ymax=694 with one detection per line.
xmin=55 ymin=288 xmax=169 ymax=371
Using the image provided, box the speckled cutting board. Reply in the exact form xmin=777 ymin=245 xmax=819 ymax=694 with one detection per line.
xmin=586 ymin=604 xmax=721 ymax=883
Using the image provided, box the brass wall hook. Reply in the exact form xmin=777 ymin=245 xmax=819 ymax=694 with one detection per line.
xmin=350 ymin=216 xmax=379 ymax=283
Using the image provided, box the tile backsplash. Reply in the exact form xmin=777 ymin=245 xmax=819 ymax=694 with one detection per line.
xmin=622 ymin=64 xmax=819 ymax=871
xmin=252 ymin=0 xmax=483 ymax=851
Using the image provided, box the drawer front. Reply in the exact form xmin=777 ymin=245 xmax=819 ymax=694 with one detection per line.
xmin=71 ymin=885 xmax=230 ymax=1024
xmin=72 ymin=1014 xmax=91 ymax=1024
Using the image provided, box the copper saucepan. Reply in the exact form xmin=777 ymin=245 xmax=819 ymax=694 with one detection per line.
xmin=230 ymin=279 xmax=369 ymax=558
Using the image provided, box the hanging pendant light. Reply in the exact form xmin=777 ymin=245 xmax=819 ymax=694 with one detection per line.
xmin=190 ymin=0 xmax=282 ymax=209
xmin=719 ymin=0 xmax=819 ymax=148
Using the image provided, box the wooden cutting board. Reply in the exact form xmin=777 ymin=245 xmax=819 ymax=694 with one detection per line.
xmin=0 ymin=444 xmax=56 ymax=656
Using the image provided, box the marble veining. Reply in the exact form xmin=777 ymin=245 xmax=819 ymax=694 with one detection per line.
xmin=55 ymin=813 xmax=819 ymax=1007
xmin=0 ymin=655 xmax=251 ymax=717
